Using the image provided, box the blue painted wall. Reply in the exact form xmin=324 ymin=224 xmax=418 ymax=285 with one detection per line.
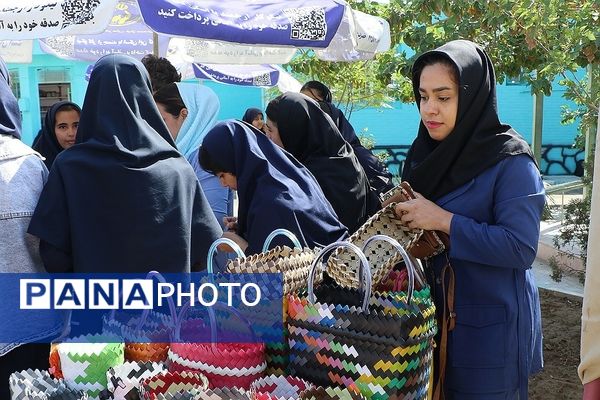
xmin=347 ymin=76 xmax=583 ymax=147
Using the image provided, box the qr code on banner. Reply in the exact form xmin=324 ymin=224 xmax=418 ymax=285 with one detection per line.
xmin=61 ymin=0 xmax=102 ymax=28
xmin=253 ymin=73 xmax=272 ymax=87
xmin=282 ymin=7 xmax=327 ymax=41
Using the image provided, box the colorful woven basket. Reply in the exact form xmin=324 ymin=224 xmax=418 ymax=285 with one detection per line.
xmin=139 ymin=371 xmax=209 ymax=399
xmin=299 ymin=386 xmax=368 ymax=399
xmin=326 ymin=206 xmax=421 ymax=289
xmin=103 ymin=271 xmax=178 ymax=364
xmin=250 ymin=374 xmax=312 ymax=400
xmin=9 ymin=369 xmax=88 ymax=400
xmin=105 ymin=361 xmax=166 ymax=399
xmin=227 ymin=229 xmax=318 ymax=295
xmin=58 ymin=335 xmax=125 ymax=400
xmin=49 ymin=343 xmax=64 ymax=379
xmin=288 ymin=238 xmax=437 ymax=400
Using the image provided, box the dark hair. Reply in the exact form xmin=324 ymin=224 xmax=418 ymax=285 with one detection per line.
xmin=199 ymin=145 xmax=231 ymax=175
xmin=153 ymin=83 xmax=185 ymax=117
xmin=412 ymin=52 xmax=459 ymax=85
xmin=265 ymin=96 xmax=281 ymax=124
xmin=141 ymin=54 xmax=181 ymax=92
xmin=300 ymin=80 xmax=332 ymax=103
xmin=55 ymin=103 xmax=81 ymax=116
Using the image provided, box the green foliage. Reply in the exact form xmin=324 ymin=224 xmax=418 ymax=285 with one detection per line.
xmin=357 ymin=128 xmax=390 ymax=163
xmin=283 ymin=0 xmax=599 ymax=127
xmin=560 ymin=66 xmax=600 ymax=149
xmin=287 ymin=50 xmax=395 ymax=118
xmin=550 ymin=156 xmax=593 ymax=284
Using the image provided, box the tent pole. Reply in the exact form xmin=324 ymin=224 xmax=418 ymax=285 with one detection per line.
xmin=153 ymin=32 xmax=159 ymax=57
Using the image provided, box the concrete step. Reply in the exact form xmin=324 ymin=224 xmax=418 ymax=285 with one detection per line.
xmin=532 ymin=258 xmax=583 ymax=298
xmin=537 ymin=219 xmax=584 ymax=273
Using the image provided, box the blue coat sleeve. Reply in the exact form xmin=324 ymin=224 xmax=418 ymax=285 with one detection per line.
xmin=449 ymin=155 xmax=545 ymax=269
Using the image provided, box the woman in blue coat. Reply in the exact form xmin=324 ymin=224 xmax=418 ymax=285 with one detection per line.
xmin=396 ymin=40 xmax=545 ymax=399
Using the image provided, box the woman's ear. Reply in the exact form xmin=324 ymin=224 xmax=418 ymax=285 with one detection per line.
xmin=180 ymin=108 xmax=189 ymax=120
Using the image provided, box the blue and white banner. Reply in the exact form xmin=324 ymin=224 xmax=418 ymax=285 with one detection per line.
xmin=0 ymin=0 xmax=118 ymax=40
xmin=40 ymin=0 xmax=170 ymax=62
xmin=193 ymin=63 xmax=279 ymax=87
xmin=140 ymin=0 xmax=345 ymax=48
xmin=1 ymin=273 xmax=283 ymax=344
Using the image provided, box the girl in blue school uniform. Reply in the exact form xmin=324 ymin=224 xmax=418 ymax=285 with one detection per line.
xmin=396 ymin=40 xmax=545 ymax=399
xmin=28 ymin=55 xmax=222 ymax=274
xmin=199 ymin=119 xmax=347 ymax=256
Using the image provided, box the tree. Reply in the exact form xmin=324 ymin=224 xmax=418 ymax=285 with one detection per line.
xmin=286 ymin=0 xmax=599 ymax=120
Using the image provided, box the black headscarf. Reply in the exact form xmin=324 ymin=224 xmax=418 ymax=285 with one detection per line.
xmin=266 ymin=92 xmax=370 ymax=233
xmin=401 ymin=40 xmax=535 ymax=201
xmin=301 ymin=81 xmax=393 ymax=194
xmin=28 ymin=54 xmax=222 ymax=273
xmin=326 ymin=105 xmax=393 ymax=195
xmin=0 ymin=57 xmax=21 ymax=140
xmin=241 ymin=107 xmax=263 ymax=124
xmin=201 ymin=120 xmax=347 ymax=255
xmin=32 ymin=101 xmax=81 ymax=169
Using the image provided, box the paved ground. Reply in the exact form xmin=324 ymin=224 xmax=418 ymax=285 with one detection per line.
xmin=534 ymin=175 xmax=585 ymax=297
xmin=532 ymin=257 xmax=583 ymax=297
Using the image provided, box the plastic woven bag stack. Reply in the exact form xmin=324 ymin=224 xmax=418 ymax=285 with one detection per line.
xmin=194 ymin=387 xmax=249 ymax=399
xmin=139 ymin=371 xmax=209 ymax=399
xmin=299 ymin=386 xmax=367 ymax=399
xmin=9 ymin=369 xmax=88 ymax=400
xmin=168 ymin=342 xmax=266 ymax=389
xmin=105 ymin=361 xmax=166 ymax=399
xmin=249 ymin=375 xmax=312 ymax=400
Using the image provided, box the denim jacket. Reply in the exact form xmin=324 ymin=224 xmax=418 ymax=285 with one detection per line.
xmin=0 ymin=134 xmax=64 ymax=355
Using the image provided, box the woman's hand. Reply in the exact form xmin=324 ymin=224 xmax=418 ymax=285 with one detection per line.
xmin=223 ymin=216 xmax=238 ymax=232
xmin=218 ymin=231 xmax=248 ymax=253
xmin=394 ymin=191 xmax=453 ymax=234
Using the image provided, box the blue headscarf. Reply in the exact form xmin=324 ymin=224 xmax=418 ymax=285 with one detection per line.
xmin=174 ymin=83 xmax=220 ymax=159
xmin=201 ymin=120 xmax=347 ymax=255
xmin=28 ymin=55 xmax=222 ymax=273
xmin=0 ymin=57 xmax=21 ymax=140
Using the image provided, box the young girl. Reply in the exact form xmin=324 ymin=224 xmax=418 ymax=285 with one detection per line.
xmin=32 ymin=101 xmax=81 ymax=169
xmin=242 ymin=107 xmax=266 ymax=133
xmin=264 ymin=92 xmax=374 ymax=233
xmin=153 ymin=83 xmax=233 ymax=229
xmin=199 ymin=119 xmax=347 ymax=255
xmin=396 ymin=40 xmax=545 ymax=399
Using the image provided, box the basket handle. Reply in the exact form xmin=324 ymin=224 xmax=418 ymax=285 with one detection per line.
xmin=207 ymin=237 xmax=246 ymax=275
xmin=361 ymin=235 xmax=416 ymax=305
xmin=108 ymin=271 xmax=178 ymax=332
xmin=136 ymin=271 xmax=179 ymax=330
xmin=308 ymin=241 xmax=372 ymax=313
xmin=175 ymin=299 xmax=257 ymax=344
xmin=262 ymin=229 xmax=303 ymax=252
xmin=174 ymin=238 xmax=253 ymax=343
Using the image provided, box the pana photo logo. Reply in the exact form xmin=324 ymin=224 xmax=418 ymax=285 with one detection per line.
xmin=19 ymin=278 xmax=261 ymax=310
